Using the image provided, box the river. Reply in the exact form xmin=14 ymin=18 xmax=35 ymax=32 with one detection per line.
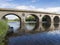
xmin=8 ymin=22 xmax=36 ymax=33
xmin=8 ymin=22 xmax=20 ymax=33
xmin=7 ymin=22 xmax=60 ymax=45
xmin=8 ymin=30 xmax=60 ymax=45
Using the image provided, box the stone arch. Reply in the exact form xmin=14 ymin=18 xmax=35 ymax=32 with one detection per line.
xmin=42 ymin=15 xmax=51 ymax=30
xmin=25 ymin=14 xmax=39 ymax=31
xmin=53 ymin=16 xmax=60 ymax=28
xmin=2 ymin=13 xmax=21 ymax=32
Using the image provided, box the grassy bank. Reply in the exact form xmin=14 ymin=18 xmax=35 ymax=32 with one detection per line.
xmin=0 ymin=20 xmax=8 ymax=45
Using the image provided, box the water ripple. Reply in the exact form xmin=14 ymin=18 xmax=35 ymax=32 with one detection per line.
xmin=8 ymin=30 xmax=60 ymax=45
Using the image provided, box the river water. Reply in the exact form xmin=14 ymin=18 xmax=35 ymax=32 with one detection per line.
xmin=8 ymin=30 xmax=60 ymax=45
xmin=7 ymin=22 xmax=60 ymax=45
xmin=8 ymin=22 xmax=36 ymax=32
xmin=8 ymin=22 xmax=20 ymax=33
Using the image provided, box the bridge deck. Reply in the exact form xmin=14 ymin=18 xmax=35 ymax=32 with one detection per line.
xmin=0 ymin=8 xmax=60 ymax=15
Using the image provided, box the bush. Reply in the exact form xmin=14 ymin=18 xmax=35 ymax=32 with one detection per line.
xmin=0 ymin=20 xmax=8 ymax=45
xmin=26 ymin=16 xmax=36 ymax=21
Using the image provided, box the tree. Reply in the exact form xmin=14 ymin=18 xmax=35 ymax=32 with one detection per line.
xmin=26 ymin=16 xmax=36 ymax=21
xmin=14 ymin=18 xmax=20 ymax=21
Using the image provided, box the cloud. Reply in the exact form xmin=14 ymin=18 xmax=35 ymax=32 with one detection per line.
xmin=35 ymin=7 xmax=60 ymax=13
xmin=16 ymin=5 xmax=35 ymax=10
xmin=36 ymin=7 xmax=60 ymax=13
xmin=16 ymin=5 xmax=60 ymax=13
xmin=0 ymin=0 xmax=16 ymax=8
xmin=0 ymin=3 xmax=16 ymax=8
xmin=0 ymin=0 xmax=60 ymax=13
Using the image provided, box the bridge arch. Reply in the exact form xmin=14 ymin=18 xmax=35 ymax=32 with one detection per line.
xmin=2 ymin=13 xmax=21 ymax=33
xmin=42 ymin=15 xmax=51 ymax=30
xmin=53 ymin=16 xmax=60 ymax=28
xmin=25 ymin=14 xmax=39 ymax=31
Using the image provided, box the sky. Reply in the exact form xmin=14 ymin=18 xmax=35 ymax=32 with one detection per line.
xmin=6 ymin=15 xmax=19 ymax=19
xmin=0 ymin=0 xmax=60 ymax=13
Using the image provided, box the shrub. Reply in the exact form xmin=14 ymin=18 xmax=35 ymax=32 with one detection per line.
xmin=0 ymin=20 xmax=8 ymax=45
xmin=26 ymin=16 xmax=36 ymax=21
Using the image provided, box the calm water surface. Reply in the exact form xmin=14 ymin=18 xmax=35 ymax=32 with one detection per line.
xmin=8 ymin=22 xmax=20 ymax=33
xmin=7 ymin=22 xmax=60 ymax=45
xmin=8 ymin=22 xmax=36 ymax=32
xmin=8 ymin=30 xmax=60 ymax=45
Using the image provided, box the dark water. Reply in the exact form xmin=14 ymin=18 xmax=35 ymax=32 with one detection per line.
xmin=8 ymin=30 xmax=60 ymax=45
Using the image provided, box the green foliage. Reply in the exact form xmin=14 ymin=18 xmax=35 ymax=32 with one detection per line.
xmin=6 ymin=18 xmax=20 ymax=22
xmin=42 ymin=16 xmax=47 ymax=21
xmin=26 ymin=16 xmax=36 ymax=21
xmin=14 ymin=18 xmax=20 ymax=21
xmin=0 ymin=20 xmax=8 ymax=45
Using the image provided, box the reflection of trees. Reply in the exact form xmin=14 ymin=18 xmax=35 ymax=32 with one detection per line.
xmin=42 ymin=16 xmax=51 ymax=29
xmin=54 ymin=16 xmax=59 ymax=28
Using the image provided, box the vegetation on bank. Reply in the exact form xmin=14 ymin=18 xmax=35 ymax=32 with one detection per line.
xmin=5 ymin=17 xmax=20 ymax=22
xmin=26 ymin=16 xmax=36 ymax=21
xmin=0 ymin=20 xmax=8 ymax=45
xmin=5 ymin=15 xmax=36 ymax=22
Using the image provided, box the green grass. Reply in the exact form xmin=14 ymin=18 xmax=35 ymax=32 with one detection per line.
xmin=0 ymin=20 xmax=8 ymax=45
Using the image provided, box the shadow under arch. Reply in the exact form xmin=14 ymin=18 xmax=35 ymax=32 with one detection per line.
xmin=42 ymin=15 xmax=51 ymax=30
xmin=25 ymin=14 xmax=39 ymax=31
xmin=53 ymin=16 xmax=60 ymax=28
xmin=2 ymin=13 xmax=21 ymax=32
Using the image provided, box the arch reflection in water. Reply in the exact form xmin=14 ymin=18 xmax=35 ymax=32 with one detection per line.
xmin=2 ymin=14 xmax=21 ymax=33
xmin=42 ymin=15 xmax=51 ymax=30
xmin=25 ymin=14 xmax=39 ymax=31
xmin=53 ymin=16 xmax=59 ymax=28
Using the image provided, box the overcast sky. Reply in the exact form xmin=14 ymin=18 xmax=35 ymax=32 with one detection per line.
xmin=0 ymin=0 xmax=60 ymax=13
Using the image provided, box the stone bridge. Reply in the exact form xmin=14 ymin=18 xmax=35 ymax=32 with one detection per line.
xmin=0 ymin=8 xmax=60 ymax=33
